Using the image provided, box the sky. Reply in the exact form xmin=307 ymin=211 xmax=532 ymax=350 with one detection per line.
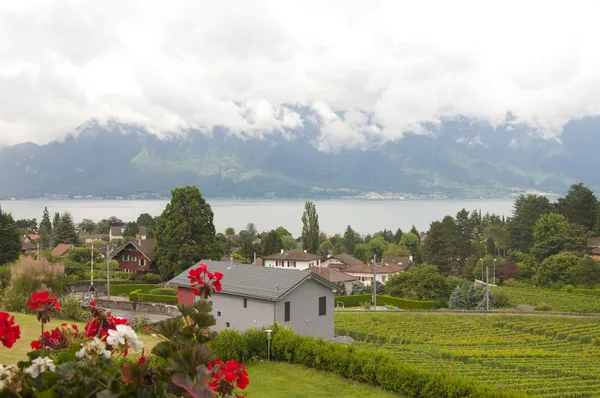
xmin=1 ymin=0 xmax=599 ymax=149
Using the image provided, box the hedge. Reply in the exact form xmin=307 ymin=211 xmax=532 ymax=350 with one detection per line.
xmin=110 ymin=284 xmax=157 ymax=296
xmin=334 ymin=294 xmax=437 ymax=310
xmin=128 ymin=289 xmax=178 ymax=305
xmin=211 ymin=326 xmax=523 ymax=398
xmin=148 ymin=288 xmax=177 ymax=296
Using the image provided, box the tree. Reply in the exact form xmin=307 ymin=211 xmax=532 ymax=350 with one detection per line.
xmin=449 ymin=286 xmax=467 ymax=309
xmin=94 ymin=221 xmax=109 ymax=234
xmin=399 ymin=232 xmax=420 ymax=256
xmin=366 ymin=237 xmax=388 ymax=261
xmin=0 ymin=206 xmax=20 ymax=266
xmin=353 ymin=244 xmax=369 ymax=263
xmin=15 ymin=218 xmax=37 ymax=233
xmin=154 ymin=186 xmax=221 ymax=279
xmin=455 ymin=209 xmax=474 ymax=262
xmin=532 ymin=213 xmax=570 ymax=243
xmin=351 ymin=282 xmax=366 ymax=295
xmin=530 ymin=213 xmax=586 ymax=261
xmin=393 ymin=228 xmax=403 ymax=244
xmin=301 ymin=202 xmax=320 ymax=253
xmin=383 ymin=243 xmax=410 ymax=257
xmin=514 ymin=252 xmax=538 ymax=280
xmin=245 ymin=222 xmax=258 ymax=237
xmin=123 ymin=221 xmax=139 ymax=238
xmin=497 ymin=261 xmax=520 ymax=282
xmin=385 ymin=264 xmax=452 ymax=301
xmin=571 ymin=257 xmax=600 ymax=289
xmin=316 ymin=240 xmax=334 ymax=257
xmin=343 ymin=225 xmax=357 ymax=254
xmin=466 ymin=285 xmax=483 ymax=309
xmin=409 ymin=225 xmax=420 ymax=241
xmin=331 ymin=281 xmax=346 ymax=295
xmin=486 ymin=236 xmax=496 ymax=255
xmin=261 ymin=230 xmax=283 ymax=256
xmin=52 ymin=212 xmax=61 ymax=230
xmin=275 ymin=226 xmax=291 ymax=237
xmin=556 ymin=183 xmax=598 ymax=232
xmin=39 ymin=207 xmax=53 ymax=249
xmin=333 ymin=240 xmax=347 ymax=255
xmin=53 ymin=212 xmax=79 ymax=246
xmin=534 ymin=252 xmax=579 ymax=287
xmin=239 ymin=239 xmax=260 ymax=262
xmin=507 ymin=194 xmax=553 ymax=252
xmin=281 ymin=235 xmax=297 ymax=250
xmin=225 ymin=227 xmax=235 ymax=235
xmin=77 ymin=219 xmax=95 ymax=234
xmin=104 ymin=216 xmax=124 ymax=227
xmin=137 ymin=213 xmax=155 ymax=228
xmin=422 ymin=216 xmax=458 ymax=274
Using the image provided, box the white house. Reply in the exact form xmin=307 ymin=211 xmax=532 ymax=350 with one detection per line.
xmin=169 ymin=260 xmax=338 ymax=340
xmin=109 ymin=226 xmax=124 ymax=242
xmin=262 ymin=250 xmax=323 ymax=270
xmin=342 ymin=262 xmax=406 ymax=286
xmin=320 ymin=253 xmax=365 ymax=270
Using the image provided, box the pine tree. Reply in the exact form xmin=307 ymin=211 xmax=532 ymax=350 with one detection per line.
xmin=449 ymin=285 xmax=467 ymax=309
xmin=38 ymin=207 xmax=53 ymax=249
xmin=53 ymin=212 xmax=79 ymax=246
xmin=0 ymin=206 xmax=20 ymax=265
xmin=301 ymin=201 xmax=320 ymax=253
xmin=466 ymin=285 xmax=483 ymax=309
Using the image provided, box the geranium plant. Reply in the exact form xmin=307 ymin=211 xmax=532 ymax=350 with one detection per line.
xmin=0 ymin=264 xmax=250 ymax=397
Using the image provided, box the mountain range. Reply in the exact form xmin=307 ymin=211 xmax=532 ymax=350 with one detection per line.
xmin=1 ymin=115 xmax=599 ymax=199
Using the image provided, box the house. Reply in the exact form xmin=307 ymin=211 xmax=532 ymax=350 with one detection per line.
xmin=109 ymin=227 xmax=124 ymax=242
xmin=382 ymin=255 xmax=414 ymax=272
xmin=320 ymin=253 xmax=365 ymax=269
xmin=262 ymin=250 xmax=323 ymax=270
xmin=136 ymin=227 xmax=148 ymax=241
xmin=21 ymin=239 xmax=37 ymax=256
xmin=342 ymin=262 xmax=406 ymax=286
xmin=23 ymin=234 xmax=40 ymax=244
xmin=169 ymin=260 xmax=337 ymax=340
xmin=110 ymin=239 xmax=156 ymax=274
xmin=81 ymin=234 xmax=109 ymax=244
xmin=51 ymin=244 xmax=74 ymax=257
xmin=307 ymin=266 xmax=357 ymax=295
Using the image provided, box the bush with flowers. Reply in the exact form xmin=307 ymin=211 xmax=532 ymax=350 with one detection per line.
xmin=0 ymin=264 xmax=249 ymax=397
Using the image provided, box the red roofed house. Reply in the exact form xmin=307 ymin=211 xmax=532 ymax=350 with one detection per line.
xmin=307 ymin=266 xmax=357 ymax=295
xmin=111 ymin=238 xmax=157 ymax=274
xmin=51 ymin=244 xmax=74 ymax=257
xmin=342 ymin=261 xmax=407 ymax=286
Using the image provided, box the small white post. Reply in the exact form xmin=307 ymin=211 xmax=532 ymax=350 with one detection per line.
xmin=266 ymin=329 xmax=273 ymax=361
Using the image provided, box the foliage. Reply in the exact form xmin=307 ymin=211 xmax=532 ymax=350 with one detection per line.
xmin=39 ymin=207 xmax=53 ymax=249
xmin=571 ymin=256 xmax=600 ymax=289
xmin=422 ymin=216 xmax=459 ymax=274
xmin=0 ymin=206 xmax=20 ymax=266
xmin=382 ymin=243 xmax=410 ymax=258
xmin=110 ymin=284 xmax=157 ymax=296
xmin=260 ymin=230 xmax=283 ymax=256
xmin=533 ymin=252 xmax=579 ymax=287
xmin=129 ymin=289 xmax=178 ymax=305
xmin=497 ymin=262 xmax=520 ymax=282
xmin=350 ymin=282 xmax=366 ymax=295
xmin=123 ymin=221 xmax=139 ymax=237
xmin=343 ymin=225 xmax=358 ymax=255
xmin=137 ymin=273 xmax=163 ymax=284
xmin=137 ymin=213 xmax=155 ymax=229
xmin=148 ymin=288 xmax=177 ymax=296
xmin=330 ymin=281 xmax=346 ymax=295
xmin=0 ymin=266 xmax=10 ymax=289
xmin=513 ymin=252 xmax=538 ymax=279
xmin=52 ymin=212 xmax=79 ymax=246
xmin=492 ymin=290 xmax=512 ymax=308
xmin=154 ymin=186 xmax=222 ymax=279
xmin=280 ymin=235 xmax=297 ymax=251
xmin=532 ymin=213 xmax=570 ymax=243
xmin=536 ymin=302 xmax=552 ymax=311
xmin=556 ymin=183 xmax=598 ymax=232
xmin=385 ymin=264 xmax=455 ymax=301
xmin=57 ymin=295 xmax=91 ymax=323
xmin=301 ymin=201 xmax=320 ymax=253
xmin=352 ymin=244 xmax=369 ymax=263
xmin=506 ymin=194 xmax=553 ymax=253
xmin=316 ymin=240 xmax=334 ymax=257
xmin=130 ymin=313 xmax=153 ymax=334
xmin=449 ymin=286 xmax=467 ymax=309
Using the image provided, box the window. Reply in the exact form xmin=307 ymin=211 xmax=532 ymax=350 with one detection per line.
xmin=217 ymin=311 xmax=221 ymax=317
xmin=139 ymin=259 xmax=146 ymax=267
xmin=243 ymin=298 xmax=247 ymax=308
xmin=287 ymin=261 xmax=290 ymax=267
xmin=284 ymin=301 xmax=290 ymax=322
xmin=122 ymin=255 xmax=125 ymax=261
xmin=226 ymin=322 xmax=230 ymax=328
xmin=293 ymin=261 xmax=296 ymax=268
xmin=319 ymin=296 xmax=326 ymax=316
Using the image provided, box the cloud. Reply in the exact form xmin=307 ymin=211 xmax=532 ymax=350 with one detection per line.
xmin=1 ymin=0 xmax=599 ymax=149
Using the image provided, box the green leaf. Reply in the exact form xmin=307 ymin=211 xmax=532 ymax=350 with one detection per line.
xmin=154 ymin=318 xmax=184 ymax=339
xmin=151 ymin=341 xmax=174 ymax=359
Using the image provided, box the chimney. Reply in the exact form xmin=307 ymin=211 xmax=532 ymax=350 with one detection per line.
xmin=304 ymin=249 xmax=307 ymax=253
xmin=253 ymin=252 xmax=257 ymax=265
xmin=409 ymin=255 xmax=413 ymax=262
xmin=281 ymin=249 xmax=284 ymax=253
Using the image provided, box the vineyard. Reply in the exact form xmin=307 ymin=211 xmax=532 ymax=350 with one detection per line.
xmin=335 ymin=312 xmax=600 ymax=397
xmin=491 ymin=286 xmax=600 ymax=313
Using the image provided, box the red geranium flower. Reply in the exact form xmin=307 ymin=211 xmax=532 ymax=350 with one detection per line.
xmin=27 ymin=291 xmax=60 ymax=324
xmin=0 ymin=312 xmax=20 ymax=349
xmin=90 ymin=301 xmax=96 ymax=307
xmin=208 ymin=359 xmax=249 ymax=396
xmin=188 ymin=264 xmax=224 ymax=297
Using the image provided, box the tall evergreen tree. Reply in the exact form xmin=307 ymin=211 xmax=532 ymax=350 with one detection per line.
xmin=301 ymin=201 xmax=320 ymax=253
xmin=409 ymin=225 xmax=420 ymax=241
xmin=449 ymin=285 xmax=467 ymax=309
xmin=343 ymin=225 xmax=357 ymax=254
xmin=486 ymin=236 xmax=496 ymax=255
xmin=393 ymin=228 xmax=403 ymax=244
xmin=53 ymin=212 xmax=79 ymax=246
xmin=154 ymin=186 xmax=222 ymax=279
xmin=556 ymin=183 xmax=598 ymax=232
xmin=38 ymin=207 xmax=53 ymax=249
xmin=422 ymin=216 xmax=459 ymax=274
xmin=0 ymin=206 xmax=20 ymax=266
xmin=123 ymin=221 xmax=139 ymax=237
xmin=261 ymin=230 xmax=283 ymax=256
xmin=506 ymin=194 xmax=553 ymax=252
xmin=455 ymin=209 xmax=474 ymax=268
xmin=52 ymin=212 xmax=61 ymax=229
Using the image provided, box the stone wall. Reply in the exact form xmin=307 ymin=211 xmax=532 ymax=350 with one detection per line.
xmin=94 ymin=298 xmax=180 ymax=317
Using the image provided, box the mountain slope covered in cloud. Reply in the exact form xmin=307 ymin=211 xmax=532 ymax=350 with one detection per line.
xmin=0 ymin=116 xmax=597 ymax=199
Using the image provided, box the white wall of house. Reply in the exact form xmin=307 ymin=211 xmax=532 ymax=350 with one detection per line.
xmin=345 ymin=272 xmax=397 ymax=286
xmin=198 ymin=293 xmax=276 ymax=332
xmin=264 ymin=259 xmax=320 ymax=270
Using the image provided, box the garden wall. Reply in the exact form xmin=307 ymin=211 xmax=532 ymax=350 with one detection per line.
xmin=94 ymin=297 xmax=180 ymax=317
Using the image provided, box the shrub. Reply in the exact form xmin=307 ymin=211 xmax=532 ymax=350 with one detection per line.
xmin=148 ymin=288 xmax=176 ymax=296
xmin=57 ymin=295 xmax=90 ymax=322
xmin=130 ymin=313 xmax=153 ymax=333
xmin=360 ymin=300 xmax=371 ymax=310
xmin=0 ymin=266 xmax=11 ymax=288
xmin=128 ymin=289 xmax=177 ymax=305
xmin=110 ymin=284 xmax=156 ymax=296
xmin=493 ymin=290 xmax=512 ymax=308
xmin=137 ymin=273 xmax=163 ymax=283
xmin=211 ymin=328 xmax=249 ymax=362
xmin=537 ymin=302 xmax=552 ymax=311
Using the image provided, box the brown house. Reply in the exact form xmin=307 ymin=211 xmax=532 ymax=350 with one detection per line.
xmin=111 ymin=239 xmax=156 ymax=274
xmin=307 ymin=266 xmax=357 ymax=295
xmin=320 ymin=253 xmax=365 ymax=269
xmin=587 ymin=238 xmax=600 ymax=261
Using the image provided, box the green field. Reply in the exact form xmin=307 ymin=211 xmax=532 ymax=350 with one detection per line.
xmin=245 ymin=362 xmax=399 ymax=397
xmin=336 ymin=312 xmax=600 ymax=397
xmin=492 ymin=286 xmax=600 ymax=313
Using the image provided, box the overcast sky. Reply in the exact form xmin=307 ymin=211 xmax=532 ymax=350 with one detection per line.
xmin=1 ymin=0 xmax=599 ymax=148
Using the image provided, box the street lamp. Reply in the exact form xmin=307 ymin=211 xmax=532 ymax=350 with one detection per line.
xmin=480 ymin=258 xmax=484 ymax=281
xmin=266 ymin=329 xmax=273 ymax=361
xmin=493 ymin=258 xmax=497 ymax=285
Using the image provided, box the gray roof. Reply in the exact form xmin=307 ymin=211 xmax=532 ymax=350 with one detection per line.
xmin=168 ymin=260 xmax=339 ymax=301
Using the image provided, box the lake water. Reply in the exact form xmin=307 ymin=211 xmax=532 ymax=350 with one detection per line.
xmin=0 ymin=199 xmax=515 ymax=236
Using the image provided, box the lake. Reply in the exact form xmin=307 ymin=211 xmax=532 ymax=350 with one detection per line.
xmin=0 ymin=199 xmax=516 ymax=236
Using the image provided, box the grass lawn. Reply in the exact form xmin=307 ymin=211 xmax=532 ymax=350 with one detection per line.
xmin=0 ymin=313 xmax=157 ymax=365
xmin=244 ymin=361 xmax=400 ymax=397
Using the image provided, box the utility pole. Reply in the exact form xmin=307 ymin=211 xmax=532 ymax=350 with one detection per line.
xmin=486 ymin=263 xmax=490 ymax=310
xmin=493 ymin=258 xmax=497 ymax=285
xmin=91 ymin=244 xmax=94 ymax=288
xmin=372 ymin=255 xmax=377 ymax=311
xmin=37 ymin=241 xmax=40 ymax=259
xmin=480 ymin=258 xmax=484 ymax=281
xmin=106 ymin=245 xmax=111 ymax=300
